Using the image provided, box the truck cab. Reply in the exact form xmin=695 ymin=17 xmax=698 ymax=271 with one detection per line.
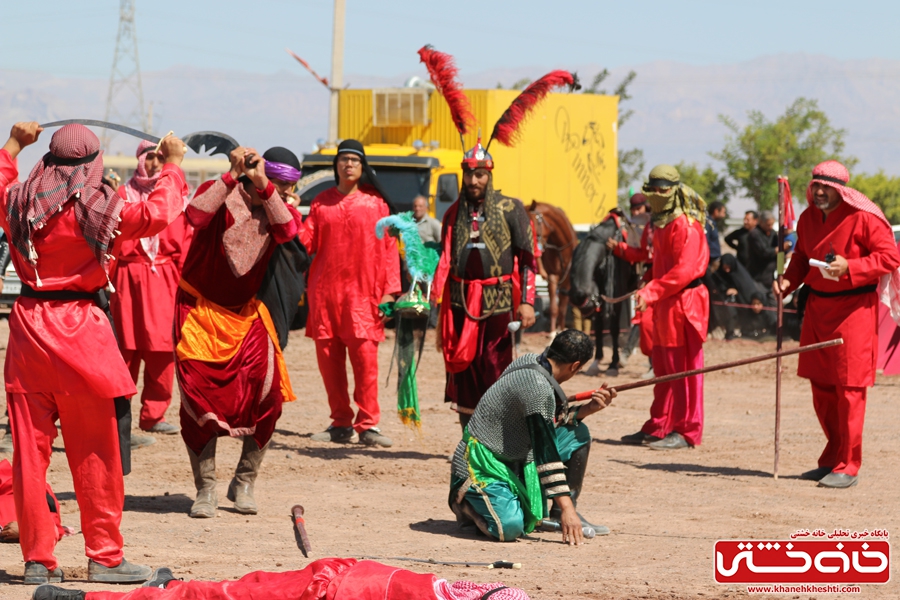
xmin=297 ymin=143 xmax=462 ymax=220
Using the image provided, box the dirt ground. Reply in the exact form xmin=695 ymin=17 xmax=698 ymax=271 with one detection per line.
xmin=0 ymin=319 xmax=896 ymax=600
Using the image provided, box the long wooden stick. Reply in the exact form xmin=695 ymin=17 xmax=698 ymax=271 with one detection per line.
xmin=573 ymin=338 xmax=842 ymax=400
xmin=712 ymin=301 xmax=797 ymax=314
xmin=774 ymin=176 xmax=788 ymax=479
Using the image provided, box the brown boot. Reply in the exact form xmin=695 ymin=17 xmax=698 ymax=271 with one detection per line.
xmin=187 ymin=438 xmax=217 ymax=518
xmin=226 ymin=437 xmax=267 ymax=515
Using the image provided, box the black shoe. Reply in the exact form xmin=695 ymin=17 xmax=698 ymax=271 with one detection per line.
xmin=31 ymin=585 xmax=84 ymax=600
xmin=143 ymin=567 xmax=179 ymax=588
xmin=24 ymin=562 xmax=63 ymax=585
xmin=87 ymin=559 xmax=152 ymax=583
xmin=817 ymin=472 xmax=858 ymax=489
xmin=310 ymin=426 xmax=358 ymax=444
xmin=647 ymin=432 xmax=692 ymax=450
xmin=620 ymin=431 xmax=661 ymax=445
xmin=800 ymin=466 xmax=833 ymax=481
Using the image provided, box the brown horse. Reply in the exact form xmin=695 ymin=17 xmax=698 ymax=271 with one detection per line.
xmin=529 ymin=201 xmax=578 ymax=335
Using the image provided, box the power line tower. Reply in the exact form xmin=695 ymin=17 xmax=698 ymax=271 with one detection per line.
xmin=102 ymin=0 xmax=147 ymax=149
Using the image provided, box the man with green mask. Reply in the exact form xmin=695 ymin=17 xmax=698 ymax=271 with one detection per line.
xmin=621 ymin=165 xmax=710 ymax=450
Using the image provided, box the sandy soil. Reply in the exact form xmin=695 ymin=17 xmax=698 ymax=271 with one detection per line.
xmin=0 ymin=320 xmax=896 ymax=600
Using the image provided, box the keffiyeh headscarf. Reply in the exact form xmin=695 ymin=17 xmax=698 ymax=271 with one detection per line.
xmin=5 ymin=124 xmax=122 ymax=283
xmin=806 ymin=160 xmax=900 ymax=324
xmin=124 ymin=140 xmax=165 ymax=266
xmin=642 ymin=164 xmax=707 ymax=228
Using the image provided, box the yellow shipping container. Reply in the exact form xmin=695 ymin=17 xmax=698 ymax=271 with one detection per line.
xmin=336 ymin=88 xmax=618 ymax=226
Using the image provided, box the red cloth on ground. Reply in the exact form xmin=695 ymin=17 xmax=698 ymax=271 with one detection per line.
xmin=301 ymin=186 xmax=401 ymax=342
xmin=642 ymin=326 xmax=704 ymax=446
xmin=636 ymin=215 xmax=709 ymax=347
xmin=810 ymin=381 xmax=866 ymax=476
xmin=175 ymin=290 xmax=284 ymax=455
xmin=314 ymin=338 xmax=380 ymax=432
xmin=8 ymin=392 xmax=123 ymax=571
xmin=123 ymin=350 xmax=175 ymax=430
xmin=444 ymin=310 xmax=512 ymax=414
xmin=784 ymin=201 xmax=900 ymax=387
xmin=84 ymin=558 xmax=530 ymax=600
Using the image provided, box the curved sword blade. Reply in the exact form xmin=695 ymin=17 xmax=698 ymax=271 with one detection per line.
xmin=39 ymin=119 xmax=160 ymax=143
xmin=181 ymin=131 xmax=240 ymax=157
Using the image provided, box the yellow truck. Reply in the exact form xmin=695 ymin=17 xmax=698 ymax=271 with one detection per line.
xmin=298 ymin=87 xmax=618 ymax=226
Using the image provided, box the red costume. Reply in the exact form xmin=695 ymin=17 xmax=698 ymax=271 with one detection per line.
xmin=783 ymin=161 xmax=900 ymax=477
xmin=0 ymin=126 xmax=186 ymax=572
xmin=83 ymin=558 xmax=529 ymax=600
xmin=635 ymin=214 xmax=709 ymax=446
xmin=111 ymin=141 xmax=191 ymax=430
xmin=176 ymin=174 xmax=300 ymax=455
xmin=301 ymin=185 xmax=400 ymax=433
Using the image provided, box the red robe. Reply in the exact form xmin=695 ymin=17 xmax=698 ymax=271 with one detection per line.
xmin=635 ymin=215 xmax=709 ymax=446
xmin=110 ymin=185 xmax=192 ymax=352
xmin=784 ymin=200 xmax=900 ymax=387
xmin=0 ymin=151 xmax=187 ymax=571
xmin=0 ymin=152 xmax=186 ymax=398
xmin=176 ymin=177 xmax=302 ymax=453
xmin=300 ymin=186 xmax=401 ymax=342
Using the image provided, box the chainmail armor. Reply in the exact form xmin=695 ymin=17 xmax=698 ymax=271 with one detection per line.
xmin=451 ymin=353 xmax=556 ymax=480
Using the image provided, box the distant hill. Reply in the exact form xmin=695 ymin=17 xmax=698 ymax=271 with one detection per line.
xmin=3 ymin=53 xmax=898 ymax=183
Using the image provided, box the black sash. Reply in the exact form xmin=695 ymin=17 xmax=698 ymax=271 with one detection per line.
xmin=808 ymin=284 xmax=877 ymax=298
xmin=20 ymin=284 xmax=132 ymax=475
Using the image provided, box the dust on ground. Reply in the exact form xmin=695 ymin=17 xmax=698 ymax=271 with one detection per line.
xmin=0 ymin=320 xmax=896 ymax=600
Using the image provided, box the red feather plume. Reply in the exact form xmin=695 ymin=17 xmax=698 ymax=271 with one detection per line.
xmin=491 ymin=70 xmax=580 ymax=147
xmin=418 ymin=45 xmax=475 ymax=135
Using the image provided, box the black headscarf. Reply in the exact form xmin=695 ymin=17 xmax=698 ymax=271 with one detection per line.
xmin=333 ymin=139 xmax=396 ymax=213
xmin=255 ymin=145 xmax=310 ymax=349
xmin=720 ymin=254 xmax=765 ymax=305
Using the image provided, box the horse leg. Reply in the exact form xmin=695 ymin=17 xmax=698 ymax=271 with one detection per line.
xmin=548 ymin=274 xmax=559 ymax=337
xmin=609 ymin=304 xmax=622 ymax=371
xmin=585 ymin=308 xmax=603 ymax=376
xmin=557 ymin=293 xmax=569 ymax=333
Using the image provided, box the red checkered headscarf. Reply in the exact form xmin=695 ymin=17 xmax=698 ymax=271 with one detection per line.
xmin=806 ymin=160 xmax=900 ymax=324
xmin=5 ymin=124 xmax=123 ymax=275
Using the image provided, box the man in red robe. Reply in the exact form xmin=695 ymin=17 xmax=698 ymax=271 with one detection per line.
xmin=302 ymin=140 xmax=401 ymax=448
xmin=776 ymin=161 xmax=900 ymax=488
xmin=176 ymin=146 xmax=301 ymax=518
xmin=621 ymin=165 xmax=709 ymax=450
xmin=32 ymin=558 xmax=530 ymax=600
xmin=111 ymin=140 xmax=191 ymax=437
xmin=432 ymin=140 xmax=537 ymax=429
xmin=0 ymin=122 xmax=187 ymax=584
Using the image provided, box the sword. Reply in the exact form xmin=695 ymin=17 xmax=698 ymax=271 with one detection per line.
xmin=291 ymin=504 xmax=312 ymax=557
xmin=40 ymin=120 xmax=240 ymax=157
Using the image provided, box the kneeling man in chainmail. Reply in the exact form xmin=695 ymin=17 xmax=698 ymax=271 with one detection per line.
xmin=450 ymin=329 xmax=614 ymax=545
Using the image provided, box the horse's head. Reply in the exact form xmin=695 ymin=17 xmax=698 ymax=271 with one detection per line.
xmin=568 ymin=221 xmax=616 ymax=313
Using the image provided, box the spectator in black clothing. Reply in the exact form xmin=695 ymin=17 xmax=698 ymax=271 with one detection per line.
xmin=747 ymin=210 xmax=778 ymax=285
xmin=724 ymin=210 xmax=758 ymax=268
xmin=741 ymin=292 xmax=777 ymax=340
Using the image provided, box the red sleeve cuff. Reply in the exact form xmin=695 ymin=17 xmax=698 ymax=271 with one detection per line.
xmin=221 ymin=172 xmax=238 ymax=187
xmin=256 ymin=181 xmax=275 ymax=200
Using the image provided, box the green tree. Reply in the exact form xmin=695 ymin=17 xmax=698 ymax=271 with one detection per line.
xmin=675 ymin=162 xmax=729 ymax=205
xmin=849 ymin=171 xmax=900 ymax=225
xmin=712 ymin=98 xmax=856 ymax=211
xmin=582 ymin=69 xmax=644 ymax=203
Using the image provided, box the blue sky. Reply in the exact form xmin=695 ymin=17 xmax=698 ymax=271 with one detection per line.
xmin=1 ymin=0 xmax=898 ymax=79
